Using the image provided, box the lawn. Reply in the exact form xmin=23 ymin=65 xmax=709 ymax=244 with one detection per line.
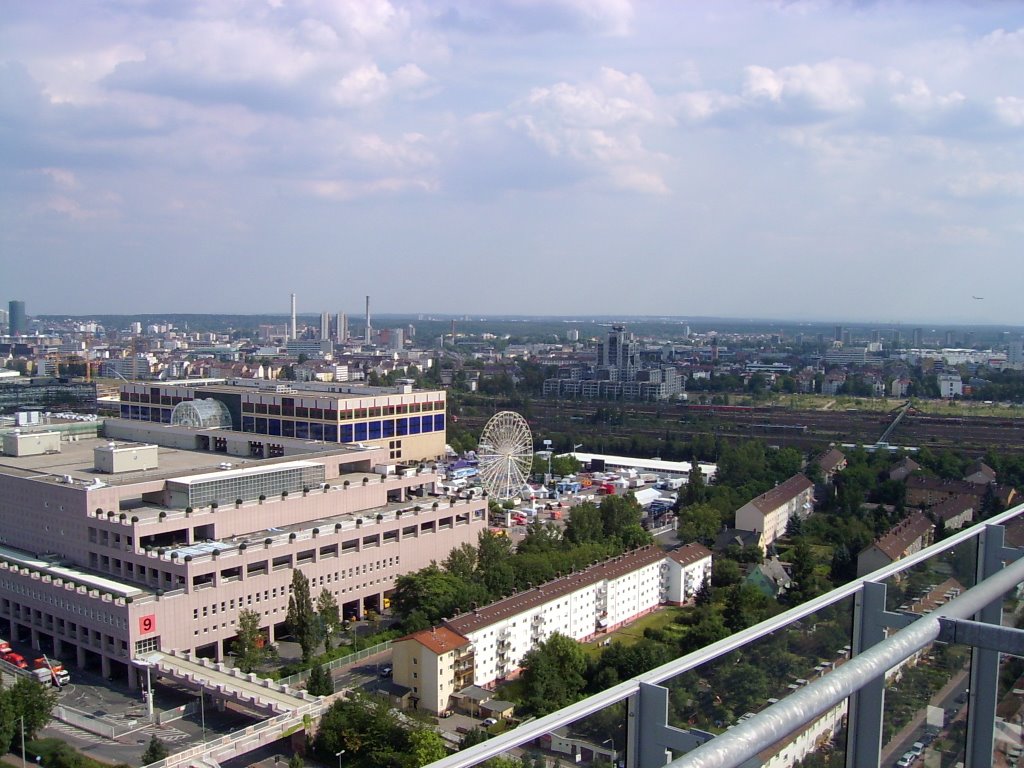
xmin=580 ymin=607 xmax=687 ymax=658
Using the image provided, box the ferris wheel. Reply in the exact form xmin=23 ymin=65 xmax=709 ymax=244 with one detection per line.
xmin=476 ymin=411 xmax=534 ymax=500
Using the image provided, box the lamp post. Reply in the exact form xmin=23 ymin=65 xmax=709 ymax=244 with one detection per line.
xmin=199 ymin=689 xmax=206 ymax=742
xmin=134 ymin=653 xmax=162 ymax=723
xmin=20 ymin=715 xmax=25 ymax=768
xmin=336 ymin=749 xmax=345 ymax=768
xmin=144 ymin=662 xmax=153 ymax=722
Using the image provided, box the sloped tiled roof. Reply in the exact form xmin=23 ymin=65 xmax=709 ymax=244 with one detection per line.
xmin=444 ymin=545 xmax=668 ymax=636
xmin=397 ymin=626 xmax=470 ymax=656
xmin=748 ymin=474 xmax=814 ymax=513
xmin=870 ymin=511 xmax=933 ymax=561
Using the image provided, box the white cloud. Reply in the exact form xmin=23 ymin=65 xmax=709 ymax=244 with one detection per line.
xmin=994 ymin=96 xmax=1024 ymax=127
xmin=332 ymin=62 xmax=433 ymax=107
xmin=41 ymin=168 xmax=79 ymax=190
xmin=947 ymin=172 xmax=1024 ymax=199
xmin=887 ymin=72 xmax=965 ymax=113
xmin=304 ymin=176 xmax=436 ymax=201
xmin=509 ymin=67 xmax=669 ymax=193
xmin=742 ymin=60 xmax=873 ymax=112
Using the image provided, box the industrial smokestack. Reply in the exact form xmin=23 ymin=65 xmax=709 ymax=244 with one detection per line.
xmin=365 ymin=295 xmax=371 ymax=345
xmin=290 ymin=293 xmax=297 ymax=341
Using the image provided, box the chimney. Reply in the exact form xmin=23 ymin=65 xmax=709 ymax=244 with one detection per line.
xmin=365 ymin=295 xmax=371 ymax=345
xmin=290 ymin=293 xmax=297 ymax=341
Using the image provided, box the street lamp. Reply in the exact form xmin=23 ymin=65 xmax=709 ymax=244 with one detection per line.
xmin=134 ymin=652 xmax=162 ymax=723
xmin=20 ymin=715 xmax=26 ymax=768
xmin=336 ymin=749 xmax=346 ymax=768
xmin=199 ymin=689 xmax=206 ymax=743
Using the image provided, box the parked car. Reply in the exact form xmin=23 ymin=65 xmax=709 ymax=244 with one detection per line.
xmin=482 ymin=718 xmax=497 ymax=727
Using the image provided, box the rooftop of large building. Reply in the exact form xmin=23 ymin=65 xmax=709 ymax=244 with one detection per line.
xmin=0 ymin=431 xmax=365 ymax=487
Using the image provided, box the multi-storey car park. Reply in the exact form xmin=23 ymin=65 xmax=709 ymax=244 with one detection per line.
xmin=0 ymin=382 xmax=485 ymax=691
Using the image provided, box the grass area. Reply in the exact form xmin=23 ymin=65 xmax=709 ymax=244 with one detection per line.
xmin=580 ymin=607 xmax=687 ymax=657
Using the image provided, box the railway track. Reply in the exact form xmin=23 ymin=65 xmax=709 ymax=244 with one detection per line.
xmin=454 ymin=399 xmax=1024 ymax=456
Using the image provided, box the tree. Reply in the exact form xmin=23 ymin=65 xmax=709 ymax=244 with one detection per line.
xmin=0 ymin=687 xmax=16 ymax=755
xmin=676 ymin=503 xmax=721 ymax=546
xmin=287 ymin=569 xmax=320 ymax=662
xmin=141 ymin=735 xmax=170 ymax=764
xmin=683 ymin=464 xmax=707 ymax=507
xmin=317 ymin=588 xmax=341 ymax=652
xmin=288 ymin=753 xmax=304 ymax=768
xmin=442 ymin=543 xmax=478 ymax=582
xmin=405 ymin=729 xmax=448 ymax=767
xmin=520 ymin=633 xmax=588 ymax=715
xmin=232 ymin=608 xmax=270 ymax=673
xmin=476 ymin=530 xmax=515 ymax=598
xmin=7 ymin=678 xmax=56 ymax=742
xmin=551 ymin=455 xmax=582 ymax=477
xmin=563 ymin=502 xmax=604 ymax=545
xmin=306 ymin=664 xmax=333 ymax=696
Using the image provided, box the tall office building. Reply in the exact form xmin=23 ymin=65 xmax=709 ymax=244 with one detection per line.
xmin=597 ymin=325 xmax=639 ymax=381
xmin=336 ymin=313 xmax=348 ymax=342
xmin=8 ymin=300 xmax=26 ymax=336
xmin=319 ymin=311 xmax=330 ymax=340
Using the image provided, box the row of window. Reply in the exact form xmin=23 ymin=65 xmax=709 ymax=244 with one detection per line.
xmin=241 ymin=401 xmax=443 ymax=419
xmin=0 ymin=582 xmax=126 ymax=629
xmin=121 ymin=405 xmax=447 ymax=443
xmin=239 ymin=415 xmax=445 ymax=442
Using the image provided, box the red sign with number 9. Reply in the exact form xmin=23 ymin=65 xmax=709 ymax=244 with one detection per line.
xmin=139 ymin=615 xmax=156 ymax=634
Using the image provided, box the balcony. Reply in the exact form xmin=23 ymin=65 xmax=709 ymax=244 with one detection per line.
xmin=423 ymin=503 xmax=1024 ymax=768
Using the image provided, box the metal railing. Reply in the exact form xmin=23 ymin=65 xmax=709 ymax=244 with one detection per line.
xmin=275 ymin=640 xmax=392 ymax=687
xmin=424 ymin=502 xmax=1024 ymax=768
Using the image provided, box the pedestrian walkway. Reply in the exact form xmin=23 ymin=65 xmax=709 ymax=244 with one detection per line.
xmin=148 ymin=651 xmax=315 ymax=715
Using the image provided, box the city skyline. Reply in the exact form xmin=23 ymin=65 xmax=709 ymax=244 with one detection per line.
xmin=2 ymin=1 xmax=1022 ymax=323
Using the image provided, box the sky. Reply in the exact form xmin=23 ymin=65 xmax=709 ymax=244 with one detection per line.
xmin=2 ymin=1 xmax=1023 ymax=325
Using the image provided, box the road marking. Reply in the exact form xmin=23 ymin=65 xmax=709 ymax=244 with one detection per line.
xmin=139 ymin=724 xmax=193 ymax=744
xmin=48 ymin=722 xmax=112 ymax=745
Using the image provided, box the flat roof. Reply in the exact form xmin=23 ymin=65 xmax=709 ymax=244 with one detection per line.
xmin=567 ymin=452 xmax=717 ymax=477
xmin=169 ymin=460 xmax=322 ymax=486
xmin=0 ymin=433 xmax=367 ymax=488
xmin=0 ymin=543 xmax=146 ymax=598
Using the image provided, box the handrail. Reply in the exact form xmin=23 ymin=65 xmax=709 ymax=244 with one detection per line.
xmin=422 ymin=502 xmax=1024 ymax=768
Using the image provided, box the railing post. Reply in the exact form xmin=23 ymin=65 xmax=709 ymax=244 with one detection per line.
xmin=965 ymin=523 xmax=1019 ymax=767
xmin=845 ymin=581 xmax=888 ymax=768
xmin=627 ymin=682 xmax=712 ymax=768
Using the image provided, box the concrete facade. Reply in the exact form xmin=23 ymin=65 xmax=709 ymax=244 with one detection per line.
xmin=0 ymin=426 xmax=485 ymax=690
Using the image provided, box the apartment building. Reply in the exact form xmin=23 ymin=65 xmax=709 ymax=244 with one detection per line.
xmin=393 ymin=543 xmax=712 ymax=714
xmin=734 ymin=475 xmax=815 ymax=548
xmin=856 ymin=511 xmax=934 ymax=576
xmin=0 ymin=421 xmax=485 ymax=690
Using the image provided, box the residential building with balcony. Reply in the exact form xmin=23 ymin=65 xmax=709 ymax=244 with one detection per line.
xmin=392 ymin=544 xmax=712 ymax=710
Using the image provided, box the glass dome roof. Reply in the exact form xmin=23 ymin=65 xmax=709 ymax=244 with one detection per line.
xmin=170 ymin=398 xmax=233 ymax=429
